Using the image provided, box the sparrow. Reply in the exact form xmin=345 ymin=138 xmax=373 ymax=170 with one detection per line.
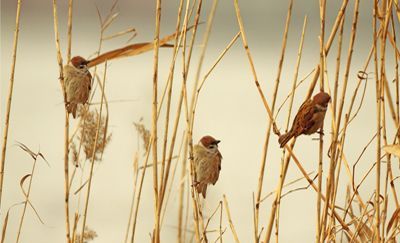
xmin=63 ymin=56 xmax=92 ymax=118
xmin=193 ymin=135 xmax=223 ymax=198
xmin=278 ymin=91 xmax=331 ymax=148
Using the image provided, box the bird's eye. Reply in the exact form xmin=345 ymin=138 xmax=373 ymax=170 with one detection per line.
xmin=208 ymin=145 xmax=214 ymax=149
xmin=79 ymin=64 xmax=85 ymax=69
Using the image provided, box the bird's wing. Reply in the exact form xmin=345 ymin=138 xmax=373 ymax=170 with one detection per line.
xmin=211 ymin=154 xmax=222 ymax=185
xmin=292 ymin=99 xmax=315 ymax=136
xmin=86 ymin=71 xmax=92 ymax=91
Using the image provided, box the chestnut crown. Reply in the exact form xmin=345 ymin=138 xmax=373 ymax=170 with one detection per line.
xmin=71 ymin=56 xmax=88 ymax=69
xmin=313 ymin=91 xmax=331 ymax=107
xmin=199 ymin=135 xmax=220 ymax=149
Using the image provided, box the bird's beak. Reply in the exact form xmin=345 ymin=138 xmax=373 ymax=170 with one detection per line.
xmin=215 ymin=140 xmax=221 ymax=145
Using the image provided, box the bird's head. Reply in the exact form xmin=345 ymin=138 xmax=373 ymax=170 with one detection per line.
xmin=313 ymin=91 xmax=331 ymax=108
xmin=199 ymin=135 xmax=220 ymax=152
xmin=71 ymin=56 xmax=89 ymax=70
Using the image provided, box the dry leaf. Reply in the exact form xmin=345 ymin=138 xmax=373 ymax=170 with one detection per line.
xmin=387 ymin=208 xmax=400 ymax=234
xmin=87 ymin=25 xmax=197 ymax=67
xmin=383 ymin=144 xmax=400 ymax=158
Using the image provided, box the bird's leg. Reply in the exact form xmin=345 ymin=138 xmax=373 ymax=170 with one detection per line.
xmin=317 ymin=129 xmax=324 ymax=136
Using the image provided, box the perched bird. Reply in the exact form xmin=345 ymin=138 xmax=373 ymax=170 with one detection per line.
xmin=194 ymin=135 xmax=223 ymax=198
xmin=278 ymin=91 xmax=331 ymax=148
xmin=63 ymin=56 xmax=92 ymax=118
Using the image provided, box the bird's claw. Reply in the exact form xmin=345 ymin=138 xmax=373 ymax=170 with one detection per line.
xmin=191 ymin=181 xmax=200 ymax=187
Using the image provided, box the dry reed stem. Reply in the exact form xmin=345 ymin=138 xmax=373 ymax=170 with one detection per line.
xmin=381 ymin=69 xmax=391 ymax=241
xmin=219 ymin=201 xmax=223 ymax=243
xmin=151 ymin=0 xmax=162 ymax=241
xmin=182 ymin=1 xmax=213 ymax=242
xmin=71 ymin=214 xmax=79 ymax=243
xmin=130 ymin=136 xmax=153 ymax=243
xmin=324 ymin=0 xmax=350 ymax=54
xmin=375 ymin=1 xmax=393 ymax=241
xmin=390 ymin=12 xmax=400 ymax=122
xmin=193 ymin=0 xmax=219 ymax=91
xmin=174 ymin=0 xmax=205 ymax=241
xmin=1 ymin=205 xmax=17 ymax=243
xmin=333 ymin=15 xmax=345 ymax=118
xmin=284 ymin=16 xmax=307 ymax=138
xmin=176 ymin=2 xmax=197 ymax=242
xmin=158 ymin=0 xmax=185 ymax=210
xmin=124 ymin=152 xmax=139 ymax=243
xmin=160 ymin=133 xmax=185 ymax=226
xmin=232 ymin=0 xmax=277 ymax=130
xmin=193 ymin=32 xmax=240 ymax=112
xmin=203 ymin=202 xmax=222 ymax=238
xmin=317 ymin=1 xmax=326 ymax=241
xmin=0 ymin=0 xmax=22 ymax=210
xmin=329 ymin=37 xmax=378 ymax=222
xmin=319 ymin=0 xmax=360 ymax=241
xmin=178 ymin=135 xmax=187 ymax=243
xmin=233 ymin=1 xmax=282 ymax=238
xmin=190 ymin=0 xmax=221 ymax=115
xmin=80 ymin=62 xmax=107 ymax=243
xmin=67 ymin=0 xmax=73 ymax=62
xmin=222 ymin=195 xmax=240 ymax=243
xmin=326 ymin=16 xmax=344 ymax=235
xmin=274 ymin=12 xmax=306 ymax=243
xmin=372 ymin=0 xmax=380 ymax=238
xmin=254 ymin=1 xmax=293 ymax=240
xmin=260 ymin=172 xmax=314 ymax=203
xmin=51 ymin=0 xmax=72 ymax=242
xmin=393 ymin=0 xmax=400 ymax=21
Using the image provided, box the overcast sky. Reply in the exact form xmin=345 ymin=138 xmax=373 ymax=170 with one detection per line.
xmin=1 ymin=0 xmax=397 ymax=242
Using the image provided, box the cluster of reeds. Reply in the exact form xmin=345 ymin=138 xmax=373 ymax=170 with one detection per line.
xmin=1 ymin=0 xmax=400 ymax=242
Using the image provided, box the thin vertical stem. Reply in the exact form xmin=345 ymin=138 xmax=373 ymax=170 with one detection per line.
xmin=316 ymin=0 xmax=326 ymax=241
xmin=158 ymin=0 xmax=185 ymax=209
xmin=375 ymin=0 xmax=393 ymax=241
xmin=254 ymin=1 xmax=293 ymax=241
xmin=151 ymin=0 xmax=162 ymax=241
xmin=67 ymin=0 xmax=73 ymax=62
xmin=0 ymin=0 xmax=22 ymax=209
xmin=223 ymin=195 xmax=240 ymax=243
xmin=51 ymin=0 xmax=70 ymax=242
xmin=373 ymin=1 xmax=381 ymax=241
xmin=80 ymin=62 xmax=107 ymax=243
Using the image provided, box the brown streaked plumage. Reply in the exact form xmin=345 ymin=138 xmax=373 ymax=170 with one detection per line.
xmin=278 ymin=91 xmax=331 ymax=148
xmin=194 ymin=135 xmax=222 ymax=198
xmin=63 ymin=56 xmax=92 ymax=118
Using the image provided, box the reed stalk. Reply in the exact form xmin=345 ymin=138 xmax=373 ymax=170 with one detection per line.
xmin=0 ymin=0 xmax=22 ymax=210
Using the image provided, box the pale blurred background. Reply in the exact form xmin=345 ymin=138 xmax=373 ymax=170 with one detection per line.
xmin=1 ymin=0 xmax=396 ymax=242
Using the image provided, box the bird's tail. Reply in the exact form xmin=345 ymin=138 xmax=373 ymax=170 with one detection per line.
xmin=278 ymin=131 xmax=294 ymax=148
xmin=196 ymin=183 xmax=207 ymax=198
xmin=66 ymin=103 xmax=77 ymax=118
